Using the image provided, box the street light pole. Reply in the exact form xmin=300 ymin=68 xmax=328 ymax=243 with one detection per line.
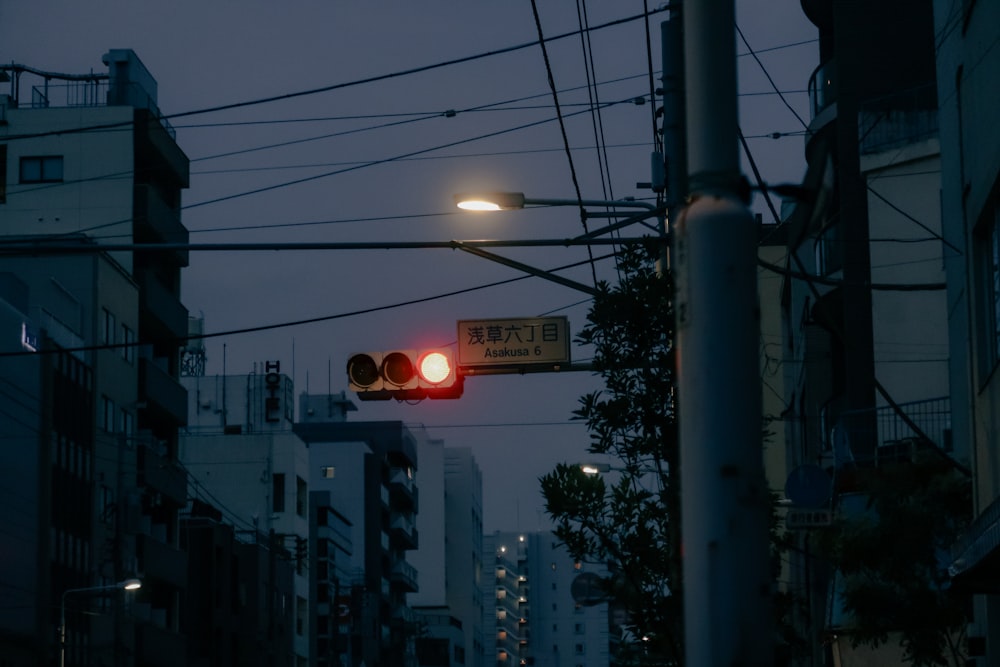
xmin=674 ymin=0 xmax=773 ymax=665
xmin=59 ymin=579 xmax=140 ymax=667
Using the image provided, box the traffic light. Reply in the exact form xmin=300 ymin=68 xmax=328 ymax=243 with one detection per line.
xmin=346 ymin=348 xmax=463 ymax=400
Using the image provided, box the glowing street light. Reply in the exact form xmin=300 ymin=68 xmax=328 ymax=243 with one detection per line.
xmin=454 ymin=192 xmax=658 ymax=213
xmin=60 ymin=579 xmax=141 ymax=667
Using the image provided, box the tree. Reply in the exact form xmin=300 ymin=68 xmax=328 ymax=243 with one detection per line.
xmin=540 ymin=242 xmax=683 ymax=664
xmin=540 ymin=242 xmax=807 ymax=666
xmin=815 ymin=457 xmax=972 ymax=666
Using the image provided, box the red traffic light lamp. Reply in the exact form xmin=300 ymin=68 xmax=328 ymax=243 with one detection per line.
xmin=347 ymin=349 xmax=463 ymax=400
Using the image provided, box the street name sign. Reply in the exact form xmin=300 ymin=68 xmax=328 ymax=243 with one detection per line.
xmin=457 ymin=317 xmax=570 ymax=367
xmin=785 ymin=508 xmax=833 ymax=530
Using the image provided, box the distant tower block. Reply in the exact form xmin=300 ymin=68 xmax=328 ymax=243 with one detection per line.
xmin=181 ymin=316 xmax=206 ymax=377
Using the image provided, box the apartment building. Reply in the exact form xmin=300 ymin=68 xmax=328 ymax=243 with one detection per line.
xmin=0 ymin=49 xmax=190 ymax=667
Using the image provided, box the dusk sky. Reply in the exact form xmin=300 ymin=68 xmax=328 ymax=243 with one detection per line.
xmin=1 ymin=1 xmax=817 ymax=532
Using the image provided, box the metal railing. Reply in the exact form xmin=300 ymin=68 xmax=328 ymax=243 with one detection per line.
xmin=832 ymin=396 xmax=951 ymax=465
xmin=859 ymin=83 xmax=938 ymax=154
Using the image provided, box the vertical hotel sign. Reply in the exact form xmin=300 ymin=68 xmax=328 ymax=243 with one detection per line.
xmin=457 ymin=317 xmax=570 ymax=367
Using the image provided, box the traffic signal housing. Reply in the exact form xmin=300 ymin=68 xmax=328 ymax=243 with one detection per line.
xmin=346 ymin=348 xmax=463 ymax=400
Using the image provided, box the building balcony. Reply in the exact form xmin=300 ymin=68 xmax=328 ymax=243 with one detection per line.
xmin=133 ymin=184 xmax=189 ymax=266
xmin=139 ymin=356 xmax=188 ymax=426
xmin=138 ymin=440 xmax=187 ymax=506
xmin=390 ymin=557 xmax=418 ymax=592
xmin=829 ymin=396 xmax=953 ymax=484
xmin=808 ymin=58 xmax=837 ymax=121
xmin=858 ymin=83 xmax=939 ymax=155
xmin=389 ymin=514 xmax=418 ymax=550
xmin=133 ymin=107 xmax=190 ymax=189
xmin=136 ymin=621 xmax=186 ymax=667
xmin=138 ymin=532 xmax=187 ymax=589
xmin=389 ymin=468 xmax=418 ymax=511
xmin=138 ymin=271 xmax=188 ymax=341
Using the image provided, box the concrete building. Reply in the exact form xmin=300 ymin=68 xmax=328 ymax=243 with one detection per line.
xmin=181 ymin=360 xmax=312 ymax=666
xmin=0 ymin=50 xmax=189 ymax=667
xmin=181 ymin=499 xmax=296 ymax=667
xmin=483 ymin=531 xmax=610 ymax=667
xmin=309 ymin=490 xmax=355 ymax=667
xmin=411 ymin=439 xmax=485 ymax=667
xmin=934 ymin=0 xmax=1000 ymax=664
xmin=776 ymin=1 xmax=956 ymax=663
xmin=297 ymin=394 xmax=423 ymax=667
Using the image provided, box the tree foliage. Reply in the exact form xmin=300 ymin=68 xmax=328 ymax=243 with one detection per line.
xmin=540 ymin=242 xmax=683 ymax=664
xmin=815 ymin=459 xmax=972 ymax=666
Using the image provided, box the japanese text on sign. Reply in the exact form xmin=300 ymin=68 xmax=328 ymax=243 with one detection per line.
xmin=457 ymin=317 xmax=570 ymax=367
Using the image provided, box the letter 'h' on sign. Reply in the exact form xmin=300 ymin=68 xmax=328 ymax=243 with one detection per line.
xmin=346 ymin=349 xmax=463 ymax=401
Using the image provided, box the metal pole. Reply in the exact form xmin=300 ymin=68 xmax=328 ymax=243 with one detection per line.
xmin=675 ymin=0 xmax=773 ymax=665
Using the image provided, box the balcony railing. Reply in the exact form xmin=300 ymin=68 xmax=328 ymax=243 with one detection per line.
xmin=831 ymin=396 xmax=951 ymax=466
xmin=858 ymin=83 xmax=938 ymax=155
xmin=808 ymin=59 xmax=837 ymax=119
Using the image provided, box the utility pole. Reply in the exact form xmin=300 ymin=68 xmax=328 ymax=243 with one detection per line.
xmin=674 ymin=0 xmax=774 ymax=665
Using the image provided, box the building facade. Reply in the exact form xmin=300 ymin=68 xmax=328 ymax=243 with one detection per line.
xmin=0 ymin=49 xmax=190 ymax=667
xmin=483 ymin=531 xmax=611 ymax=667
xmin=297 ymin=399 xmax=423 ymax=667
xmin=775 ymin=0 xmax=962 ymax=663
xmin=180 ymin=361 xmax=312 ymax=666
xmin=411 ymin=440 xmax=485 ymax=667
xmin=935 ymin=0 xmax=1000 ymax=664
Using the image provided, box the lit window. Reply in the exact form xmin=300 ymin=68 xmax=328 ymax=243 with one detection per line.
xmin=19 ymin=155 xmax=63 ymax=183
xmin=320 ymin=465 xmax=335 ymax=478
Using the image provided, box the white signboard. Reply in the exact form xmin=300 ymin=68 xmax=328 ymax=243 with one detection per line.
xmin=457 ymin=317 xmax=570 ymax=367
xmin=785 ymin=508 xmax=833 ymax=530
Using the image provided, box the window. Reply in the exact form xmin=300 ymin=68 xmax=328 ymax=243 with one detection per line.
xmin=120 ymin=408 xmax=134 ymax=439
xmin=102 ymin=308 xmax=116 ymax=346
xmin=320 ymin=465 xmax=335 ymax=478
xmin=121 ymin=324 xmax=135 ymax=363
xmin=575 ymin=644 xmax=585 ymax=655
xmin=102 ymin=396 xmax=116 ymax=432
xmin=19 ymin=155 xmax=63 ymax=183
xmin=296 ymin=476 xmax=307 ymax=517
xmin=273 ymin=473 xmax=286 ymax=512
xmin=574 ymin=623 xmax=585 ymax=634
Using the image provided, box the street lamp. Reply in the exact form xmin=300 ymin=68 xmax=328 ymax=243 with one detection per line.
xmin=454 ymin=192 xmax=658 ymax=213
xmin=454 ymin=191 xmax=669 ymax=275
xmin=578 ymin=462 xmax=662 ymax=476
xmin=60 ymin=578 xmax=141 ymax=667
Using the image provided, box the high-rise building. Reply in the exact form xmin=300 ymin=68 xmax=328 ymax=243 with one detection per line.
xmin=0 ymin=50 xmax=189 ymax=667
xmin=483 ymin=531 xmax=610 ymax=667
xmin=411 ymin=440 xmax=485 ymax=667
xmin=297 ymin=395 xmax=423 ymax=667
